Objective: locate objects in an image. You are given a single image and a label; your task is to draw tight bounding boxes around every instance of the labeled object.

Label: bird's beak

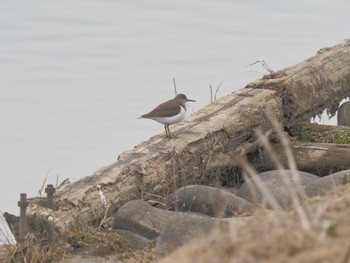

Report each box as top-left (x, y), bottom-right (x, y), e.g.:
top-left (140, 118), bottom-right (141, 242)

top-left (187, 99), bottom-right (195, 102)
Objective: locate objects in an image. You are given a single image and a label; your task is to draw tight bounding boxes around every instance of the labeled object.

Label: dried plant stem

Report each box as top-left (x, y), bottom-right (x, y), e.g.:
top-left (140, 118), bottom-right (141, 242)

top-left (214, 80), bottom-right (223, 101)
top-left (98, 203), bottom-right (110, 229)
top-left (239, 157), bottom-right (287, 222)
top-left (246, 60), bottom-right (276, 74)
top-left (259, 114), bottom-right (311, 231)
top-left (173, 78), bottom-right (177, 95)
top-left (210, 81), bottom-right (223, 102)
top-left (38, 169), bottom-right (50, 197)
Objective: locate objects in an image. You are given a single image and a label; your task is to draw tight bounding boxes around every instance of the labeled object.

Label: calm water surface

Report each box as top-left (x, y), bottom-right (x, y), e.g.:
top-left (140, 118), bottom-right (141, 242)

top-left (1, 0), bottom-right (350, 214)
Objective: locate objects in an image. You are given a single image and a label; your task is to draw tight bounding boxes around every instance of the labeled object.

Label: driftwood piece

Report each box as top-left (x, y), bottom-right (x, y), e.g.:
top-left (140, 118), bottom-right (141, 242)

top-left (252, 142), bottom-right (350, 176)
top-left (245, 39), bottom-right (350, 132)
top-left (27, 40), bottom-right (350, 233)
top-left (28, 88), bottom-right (282, 232)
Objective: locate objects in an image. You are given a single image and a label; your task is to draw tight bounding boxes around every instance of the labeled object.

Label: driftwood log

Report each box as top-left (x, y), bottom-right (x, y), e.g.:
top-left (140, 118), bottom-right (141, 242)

top-left (28, 39), bottom-right (350, 233)
top-left (245, 39), bottom-right (350, 132)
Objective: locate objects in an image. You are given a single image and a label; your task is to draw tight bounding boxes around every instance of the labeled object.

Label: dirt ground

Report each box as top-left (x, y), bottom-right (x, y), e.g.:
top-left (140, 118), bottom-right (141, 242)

top-left (157, 184), bottom-right (350, 263)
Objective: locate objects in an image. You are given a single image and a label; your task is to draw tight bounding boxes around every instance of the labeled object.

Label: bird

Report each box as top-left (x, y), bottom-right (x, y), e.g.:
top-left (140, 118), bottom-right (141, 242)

top-left (140, 93), bottom-right (195, 138)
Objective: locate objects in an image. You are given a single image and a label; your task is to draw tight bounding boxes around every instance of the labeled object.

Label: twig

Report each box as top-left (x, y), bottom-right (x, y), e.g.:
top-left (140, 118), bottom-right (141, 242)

top-left (98, 204), bottom-right (110, 229)
top-left (246, 60), bottom-right (276, 74)
top-left (55, 174), bottom-right (59, 189)
top-left (171, 150), bottom-right (179, 212)
top-left (97, 185), bottom-right (109, 229)
top-left (214, 80), bottom-right (223, 101)
top-left (38, 169), bottom-right (51, 197)
top-left (210, 81), bottom-right (223, 102)
top-left (142, 192), bottom-right (166, 200)
top-left (173, 78), bottom-right (177, 95)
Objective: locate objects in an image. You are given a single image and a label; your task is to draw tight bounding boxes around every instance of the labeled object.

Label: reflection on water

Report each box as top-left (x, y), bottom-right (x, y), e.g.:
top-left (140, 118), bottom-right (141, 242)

top-left (1, 0), bottom-right (349, 214)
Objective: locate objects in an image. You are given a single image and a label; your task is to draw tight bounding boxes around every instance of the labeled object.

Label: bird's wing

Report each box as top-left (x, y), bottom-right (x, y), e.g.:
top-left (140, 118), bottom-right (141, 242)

top-left (141, 99), bottom-right (181, 118)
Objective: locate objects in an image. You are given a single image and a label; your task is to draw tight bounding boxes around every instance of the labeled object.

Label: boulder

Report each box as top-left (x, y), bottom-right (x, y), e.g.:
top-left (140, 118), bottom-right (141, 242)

top-left (155, 216), bottom-right (222, 257)
top-left (163, 185), bottom-right (258, 217)
top-left (236, 170), bottom-right (319, 208)
top-left (305, 169), bottom-right (350, 197)
top-left (338, 101), bottom-right (350, 126)
top-left (112, 200), bottom-right (208, 240)
top-left (114, 229), bottom-right (150, 250)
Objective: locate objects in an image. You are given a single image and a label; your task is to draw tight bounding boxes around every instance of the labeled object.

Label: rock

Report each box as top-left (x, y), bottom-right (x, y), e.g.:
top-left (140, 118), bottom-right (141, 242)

top-left (338, 101), bottom-right (350, 126)
top-left (114, 229), bottom-right (150, 250)
top-left (236, 170), bottom-right (319, 208)
top-left (112, 200), bottom-right (208, 240)
top-left (305, 169), bottom-right (350, 197)
top-left (155, 216), bottom-right (221, 257)
top-left (155, 215), bottom-right (249, 257)
top-left (163, 185), bottom-right (258, 217)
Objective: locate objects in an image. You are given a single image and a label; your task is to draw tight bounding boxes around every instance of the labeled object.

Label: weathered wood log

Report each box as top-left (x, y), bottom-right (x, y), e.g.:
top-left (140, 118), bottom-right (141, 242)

top-left (27, 40), bottom-right (350, 234)
top-left (245, 39), bottom-right (350, 133)
top-left (28, 88), bottom-right (282, 232)
top-left (251, 142), bottom-right (350, 176)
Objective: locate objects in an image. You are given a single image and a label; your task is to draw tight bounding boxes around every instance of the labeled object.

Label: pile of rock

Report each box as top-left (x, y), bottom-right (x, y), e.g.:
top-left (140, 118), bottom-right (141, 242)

top-left (112, 169), bottom-right (350, 257)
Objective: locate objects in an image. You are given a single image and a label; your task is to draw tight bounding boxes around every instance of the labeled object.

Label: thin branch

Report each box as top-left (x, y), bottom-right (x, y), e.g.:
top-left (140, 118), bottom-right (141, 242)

top-left (38, 169), bottom-right (51, 197)
top-left (173, 78), bottom-right (177, 95)
top-left (214, 80), bottom-right (223, 101)
top-left (55, 174), bottom-right (59, 189)
top-left (246, 60), bottom-right (276, 74)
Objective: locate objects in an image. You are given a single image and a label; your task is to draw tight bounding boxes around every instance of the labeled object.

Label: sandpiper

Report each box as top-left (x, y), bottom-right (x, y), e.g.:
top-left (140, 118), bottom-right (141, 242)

top-left (140, 93), bottom-right (195, 138)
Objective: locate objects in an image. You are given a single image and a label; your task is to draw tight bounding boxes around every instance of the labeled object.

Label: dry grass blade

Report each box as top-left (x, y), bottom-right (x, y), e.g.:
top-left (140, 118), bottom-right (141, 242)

top-left (267, 115), bottom-right (311, 231)
top-left (238, 157), bottom-right (287, 223)
top-left (255, 128), bottom-right (311, 231)
top-left (37, 169), bottom-right (51, 197)
top-left (210, 81), bottom-right (223, 102)
top-left (173, 78), bottom-right (177, 95)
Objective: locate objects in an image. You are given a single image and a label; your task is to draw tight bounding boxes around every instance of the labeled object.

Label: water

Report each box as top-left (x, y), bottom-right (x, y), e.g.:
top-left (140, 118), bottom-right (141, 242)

top-left (1, 0), bottom-right (349, 214)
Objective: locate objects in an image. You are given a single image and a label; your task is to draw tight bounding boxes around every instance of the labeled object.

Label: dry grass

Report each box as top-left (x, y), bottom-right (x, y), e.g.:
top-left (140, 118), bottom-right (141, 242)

top-left (0, 216), bottom-right (138, 263)
top-left (158, 184), bottom-right (350, 263)
top-left (158, 116), bottom-right (350, 263)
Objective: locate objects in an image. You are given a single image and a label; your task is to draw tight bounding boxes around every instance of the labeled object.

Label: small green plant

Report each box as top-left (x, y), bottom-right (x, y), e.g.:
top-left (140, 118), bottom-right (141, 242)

top-left (335, 129), bottom-right (350, 144)
top-left (327, 223), bottom-right (338, 235)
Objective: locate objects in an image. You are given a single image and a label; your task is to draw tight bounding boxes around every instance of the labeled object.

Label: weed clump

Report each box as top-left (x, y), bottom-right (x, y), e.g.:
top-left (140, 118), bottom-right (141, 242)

top-left (335, 129), bottom-right (350, 144)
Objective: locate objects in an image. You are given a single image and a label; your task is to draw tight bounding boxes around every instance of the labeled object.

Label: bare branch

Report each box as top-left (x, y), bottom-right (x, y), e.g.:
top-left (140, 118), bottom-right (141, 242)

top-left (173, 78), bottom-right (177, 95)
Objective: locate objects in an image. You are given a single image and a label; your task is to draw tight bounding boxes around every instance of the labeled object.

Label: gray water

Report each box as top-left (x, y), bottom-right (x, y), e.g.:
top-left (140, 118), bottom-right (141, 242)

top-left (1, 0), bottom-right (349, 214)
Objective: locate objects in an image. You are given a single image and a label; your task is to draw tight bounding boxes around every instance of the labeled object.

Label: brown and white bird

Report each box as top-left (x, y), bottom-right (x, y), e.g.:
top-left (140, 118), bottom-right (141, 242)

top-left (140, 93), bottom-right (195, 138)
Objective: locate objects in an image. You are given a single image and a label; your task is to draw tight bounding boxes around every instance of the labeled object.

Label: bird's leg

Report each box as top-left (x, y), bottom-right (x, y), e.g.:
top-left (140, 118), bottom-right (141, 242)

top-left (167, 125), bottom-right (172, 138)
top-left (164, 124), bottom-right (171, 138)
top-left (164, 125), bottom-right (169, 138)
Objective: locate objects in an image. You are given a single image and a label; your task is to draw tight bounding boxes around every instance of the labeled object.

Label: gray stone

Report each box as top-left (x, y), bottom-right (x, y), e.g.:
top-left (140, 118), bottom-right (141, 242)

top-left (114, 229), bottom-right (150, 250)
top-left (155, 215), bottom-right (224, 257)
top-left (305, 169), bottom-right (350, 197)
top-left (163, 185), bottom-right (258, 217)
top-left (236, 170), bottom-right (319, 208)
top-left (112, 200), bottom-right (208, 240)
top-left (338, 101), bottom-right (350, 126)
